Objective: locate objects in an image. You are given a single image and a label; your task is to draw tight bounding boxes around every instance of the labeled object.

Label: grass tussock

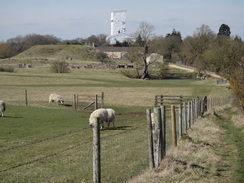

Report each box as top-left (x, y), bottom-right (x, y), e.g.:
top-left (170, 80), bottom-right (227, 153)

top-left (0, 65), bottom-right (15, 72)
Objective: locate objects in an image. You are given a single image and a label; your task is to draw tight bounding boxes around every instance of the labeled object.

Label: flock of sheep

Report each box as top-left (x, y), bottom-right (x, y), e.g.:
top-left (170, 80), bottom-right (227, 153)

top-left (1, 93), bottom-right (116, 130)
top-left (48, 93), bottom-right (116, 129)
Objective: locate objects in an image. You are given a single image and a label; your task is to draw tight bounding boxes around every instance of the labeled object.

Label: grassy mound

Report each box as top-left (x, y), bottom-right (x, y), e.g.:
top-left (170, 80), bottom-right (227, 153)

top-left (3, 45), bottom-right (98, 64)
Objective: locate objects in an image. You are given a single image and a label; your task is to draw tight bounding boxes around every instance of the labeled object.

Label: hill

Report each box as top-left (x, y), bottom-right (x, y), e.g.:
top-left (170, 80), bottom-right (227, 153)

top-left (4, 45), bottom-right (98, 64)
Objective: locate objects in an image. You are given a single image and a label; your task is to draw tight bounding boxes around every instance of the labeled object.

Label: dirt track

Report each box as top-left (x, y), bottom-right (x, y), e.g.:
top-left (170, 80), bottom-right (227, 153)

top-left (168, 63), bottom-right (223, 79)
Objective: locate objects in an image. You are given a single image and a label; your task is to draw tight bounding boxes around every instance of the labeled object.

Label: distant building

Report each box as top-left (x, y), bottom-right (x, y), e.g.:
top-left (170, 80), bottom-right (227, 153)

top-left (96, 47), bottom-right (142, 59)
top-left (106, 10), bottom-right (135, 45)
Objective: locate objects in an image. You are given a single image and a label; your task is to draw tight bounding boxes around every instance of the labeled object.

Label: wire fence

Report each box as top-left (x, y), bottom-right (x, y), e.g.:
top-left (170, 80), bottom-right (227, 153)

top-left (146, 94), bottom-right (233, 170)
top-left (0, 92), bottom-right (233, 183)
top-left (0, 112), bottom-right (146, 183)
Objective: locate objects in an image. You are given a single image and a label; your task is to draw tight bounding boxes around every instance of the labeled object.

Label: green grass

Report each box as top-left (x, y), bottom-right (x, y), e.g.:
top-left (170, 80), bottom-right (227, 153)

top-left (0, 48), bottom-right (232, 182)
top-left (0, 104), bottom-right (148, 182)
top-left (213, 108), bottom-right (244, 183)
top-left (4, 45), bottom-right (97, 64)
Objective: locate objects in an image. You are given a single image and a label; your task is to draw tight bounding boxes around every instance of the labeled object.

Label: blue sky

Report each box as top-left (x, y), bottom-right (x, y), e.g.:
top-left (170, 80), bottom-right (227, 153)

top-left (0, 0), bottom-right (243, 41)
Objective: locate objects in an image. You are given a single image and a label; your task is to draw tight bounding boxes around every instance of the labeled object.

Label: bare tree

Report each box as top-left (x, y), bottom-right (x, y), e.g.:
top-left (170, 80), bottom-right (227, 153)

top-left (134, 22), bottom-right (156, 79)
top-left (141, 51), bottom-right (163, 79)
top-left (135, 21), bottom-right (155, 44)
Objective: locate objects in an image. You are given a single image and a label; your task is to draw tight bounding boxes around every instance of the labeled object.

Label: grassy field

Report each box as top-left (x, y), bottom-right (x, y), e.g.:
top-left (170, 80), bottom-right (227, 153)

top-left (0, 45), bottom-right (232, 182)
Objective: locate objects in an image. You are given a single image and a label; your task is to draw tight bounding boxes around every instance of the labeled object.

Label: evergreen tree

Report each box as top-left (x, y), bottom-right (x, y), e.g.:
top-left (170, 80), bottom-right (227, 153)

top-left (135, 34), bottom-right (144, 46)
top-left (217, 24), bottom-right (231, 37)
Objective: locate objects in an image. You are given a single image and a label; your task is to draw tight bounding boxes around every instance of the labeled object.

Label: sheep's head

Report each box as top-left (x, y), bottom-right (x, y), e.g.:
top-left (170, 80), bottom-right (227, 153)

top-left (59, 99), bottom-right (64, 105)
top-left (89, 118), bottom-right (103, 129)
top-left (89, 118), bottom-right (96, 128)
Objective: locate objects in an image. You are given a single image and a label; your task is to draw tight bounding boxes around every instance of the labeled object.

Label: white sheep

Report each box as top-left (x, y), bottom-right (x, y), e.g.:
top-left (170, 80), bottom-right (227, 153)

top-left (105, 108), bottom-right (115, 128)
top-left (89, 108), bottom-right (116, 129)
top-left (0, 100), bottom-right (6, 117)
top-left (49, 93), bottom-right (64, 105)
top-left (89, 108), bottom-right (108, 129)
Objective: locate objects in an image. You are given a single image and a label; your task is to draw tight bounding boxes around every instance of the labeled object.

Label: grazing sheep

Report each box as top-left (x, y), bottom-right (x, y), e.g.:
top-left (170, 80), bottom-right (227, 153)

top-left (89, 108), bottom-right (108, 129)
top-left (104, 108), bottom-right (115, 128)
top-left (49, 93), bottom-right (64, 105)
top-left (0, 100), bottom-right (6, 117)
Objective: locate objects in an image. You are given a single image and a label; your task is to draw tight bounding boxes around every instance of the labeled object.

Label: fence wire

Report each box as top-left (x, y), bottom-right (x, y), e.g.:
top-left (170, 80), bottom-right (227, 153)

top-left (1, 113), bottom-right (147, 183)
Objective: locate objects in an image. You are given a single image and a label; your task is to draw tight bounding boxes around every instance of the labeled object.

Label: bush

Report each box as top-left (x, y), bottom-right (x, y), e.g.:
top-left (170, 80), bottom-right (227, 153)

top-left (0, 66), bottom-right (15, 72)
top-left (95, 52), bottom-right (110, 63)
top-left (51, 61), bottom-right (70, 73)
top-left (120, 69), bottom-right (141, 79)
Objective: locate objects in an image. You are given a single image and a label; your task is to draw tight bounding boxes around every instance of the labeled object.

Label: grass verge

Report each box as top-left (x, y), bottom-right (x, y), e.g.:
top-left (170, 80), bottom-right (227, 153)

top-left (128, 105), bottom-right (244, 183)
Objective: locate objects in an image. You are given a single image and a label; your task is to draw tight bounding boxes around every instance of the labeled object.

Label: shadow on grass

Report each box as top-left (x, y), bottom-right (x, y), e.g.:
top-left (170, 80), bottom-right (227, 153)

top-left (103, 126), bottom-right (132, 131)
top-left (2, 116), bottom-right (22, 118)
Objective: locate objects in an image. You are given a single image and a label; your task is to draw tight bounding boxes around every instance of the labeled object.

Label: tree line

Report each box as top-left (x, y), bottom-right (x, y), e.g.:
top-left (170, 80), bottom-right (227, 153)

top-left (0, 34), bottom-right (108, 59)
top-left (0, 23), bottom-right (243, 110)
top-left (133, 23), bottom-right (244, 110)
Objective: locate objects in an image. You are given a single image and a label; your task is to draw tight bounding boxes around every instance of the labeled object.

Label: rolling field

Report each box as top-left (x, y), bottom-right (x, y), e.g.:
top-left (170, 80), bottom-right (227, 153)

top-left (0, 49), bottom-right (231, 182)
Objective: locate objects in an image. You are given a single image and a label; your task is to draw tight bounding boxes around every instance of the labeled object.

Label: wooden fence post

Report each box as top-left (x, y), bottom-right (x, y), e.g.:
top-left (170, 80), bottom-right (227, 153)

top-left (95, 95), bottom-right (98, 110)
top-left (160, 106), bottom-right (166, 159)
top-left (25, 90), bottom-right (28, 106)
top-left (76, 94), bottom-right (79, 109)
top-left (154, 107), bottom-right (162, 168)
top-left (147, 109), bottom-right (155, 170)
top-left (101, 92), bottom-right (104, 108)
top-left (171, 105), bottom-right (177, 147)
top-left (183, 102), bottom-right (187, 133)
top-left (178, 103), bottom-right (182, 138)
top-left (93, 117), bottom-right (101, 183)
top-left (74, 94), bottom-right (77, 110)
top-left (187, 101), bottom-right (191, 129)
top-left (191, 100), bottom-right (194, 126)
top-left (193, 100), bottom-right (195, 125)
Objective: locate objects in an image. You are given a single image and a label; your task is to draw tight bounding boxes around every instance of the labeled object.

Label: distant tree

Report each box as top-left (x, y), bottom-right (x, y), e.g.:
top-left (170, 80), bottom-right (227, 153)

top-left (135, 21), bottom-right (155, 44)
top-left (63, 37), bottom-right (84, 45)
top-left (217, 24), bottom-right (231, 37)
top-left (134, 34), bottom-right (145, 47)
top-left (163, 29), bottom-right (182, 61)
top-left (85, 34), bottom-right (108, 47)
top-left (181, 24), bottom-right (216, 70)
top-left (96, 34), bottom-right (108, 46)
top-left (95, 51), bottom-right (110, 63)
top-left (0, 42), bottom-right (10, 58)
top-left (6, 34), bottom-right (61, 57)
top-left (6, 36), bottom-right (25, 56)
top-left (133, 22), bottom-right (156, 79)
top-left (51, 61), bottom-right (70, 73)
top-left (149, 36), bottom-right (165, 55)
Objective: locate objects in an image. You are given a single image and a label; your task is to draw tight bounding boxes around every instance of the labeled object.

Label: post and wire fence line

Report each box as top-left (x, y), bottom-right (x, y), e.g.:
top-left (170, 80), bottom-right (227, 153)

top-left (146, 94), bottom-right (232, 170)
top-left (1, 91), bottom-right (232, 182)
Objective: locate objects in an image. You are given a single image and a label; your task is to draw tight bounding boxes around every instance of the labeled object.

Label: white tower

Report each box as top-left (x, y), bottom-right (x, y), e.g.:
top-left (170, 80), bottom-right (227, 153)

top-left (111, 10), bottom-right (126, 36)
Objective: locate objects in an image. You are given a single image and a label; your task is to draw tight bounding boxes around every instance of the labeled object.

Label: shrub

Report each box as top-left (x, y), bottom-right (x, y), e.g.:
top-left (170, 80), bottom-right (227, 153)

top-left (95, 51), bottom-right (110, 63)
top-left (50, 61), bottom-right (70, 73)
top-left (120, 69), bottom-right (141, 79)
top-left (0, 66), bottom-right (15, 72)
